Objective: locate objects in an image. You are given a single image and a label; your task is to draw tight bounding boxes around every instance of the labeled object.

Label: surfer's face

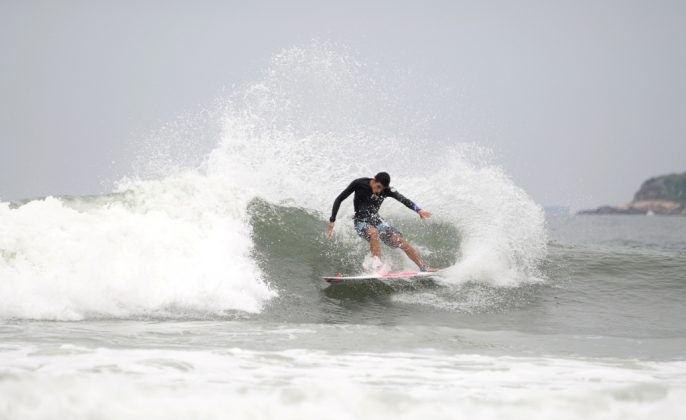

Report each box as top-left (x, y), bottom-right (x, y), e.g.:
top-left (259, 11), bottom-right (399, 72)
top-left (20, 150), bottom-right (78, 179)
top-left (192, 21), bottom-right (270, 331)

top-left (370, 180), bottom-right (385, 194)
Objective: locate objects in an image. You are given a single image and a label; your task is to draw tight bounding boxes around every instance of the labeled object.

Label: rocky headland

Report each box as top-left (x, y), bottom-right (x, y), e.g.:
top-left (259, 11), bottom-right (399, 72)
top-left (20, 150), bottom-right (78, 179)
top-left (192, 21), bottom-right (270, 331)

top-left (579, 172), bottom-right (686, 216)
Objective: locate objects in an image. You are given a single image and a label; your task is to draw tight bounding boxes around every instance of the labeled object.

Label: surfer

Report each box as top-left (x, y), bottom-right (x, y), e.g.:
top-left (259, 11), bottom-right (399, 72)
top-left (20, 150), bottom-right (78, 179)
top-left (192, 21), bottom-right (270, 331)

top-left (327, 172), bottom-right (435, 272)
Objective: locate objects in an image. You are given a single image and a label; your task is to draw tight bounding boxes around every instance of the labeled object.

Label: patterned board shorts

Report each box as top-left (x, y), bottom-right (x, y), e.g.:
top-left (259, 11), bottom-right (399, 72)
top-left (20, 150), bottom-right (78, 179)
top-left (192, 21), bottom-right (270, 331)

top-left (354, 220), bottom-right (404, 248)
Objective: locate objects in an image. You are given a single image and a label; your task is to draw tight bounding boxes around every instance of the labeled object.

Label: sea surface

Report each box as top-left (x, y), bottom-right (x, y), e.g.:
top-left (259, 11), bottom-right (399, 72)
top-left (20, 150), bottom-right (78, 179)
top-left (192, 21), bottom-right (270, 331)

top-left (1, 45), bottom-right (685, 419)
top-left (1, 212), bottom-right (684, 420)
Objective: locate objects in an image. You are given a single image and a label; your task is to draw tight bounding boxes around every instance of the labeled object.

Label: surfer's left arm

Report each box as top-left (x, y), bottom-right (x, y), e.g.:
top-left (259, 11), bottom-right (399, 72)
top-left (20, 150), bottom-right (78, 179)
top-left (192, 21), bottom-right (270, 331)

top-left (388, 188), bottom-right (432, 219)
top-left (328, 181), bottom-right (356, 239)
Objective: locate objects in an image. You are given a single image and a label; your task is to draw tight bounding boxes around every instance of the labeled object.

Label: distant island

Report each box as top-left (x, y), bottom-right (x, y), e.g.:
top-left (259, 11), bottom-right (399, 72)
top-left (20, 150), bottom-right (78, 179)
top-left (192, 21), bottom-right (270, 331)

top-left (579, 171), bottom-right (686, 216)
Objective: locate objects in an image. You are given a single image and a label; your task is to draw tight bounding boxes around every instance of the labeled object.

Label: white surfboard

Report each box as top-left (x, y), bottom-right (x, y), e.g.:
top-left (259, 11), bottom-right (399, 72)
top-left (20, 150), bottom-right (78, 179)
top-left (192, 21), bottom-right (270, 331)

top-left (323, 271), bottom-right (441, 284)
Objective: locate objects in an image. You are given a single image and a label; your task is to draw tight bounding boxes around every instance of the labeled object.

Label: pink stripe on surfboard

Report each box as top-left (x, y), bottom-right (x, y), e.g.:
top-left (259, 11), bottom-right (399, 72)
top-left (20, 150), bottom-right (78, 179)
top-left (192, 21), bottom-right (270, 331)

top-left (380, 271), bottom-right (421, 278)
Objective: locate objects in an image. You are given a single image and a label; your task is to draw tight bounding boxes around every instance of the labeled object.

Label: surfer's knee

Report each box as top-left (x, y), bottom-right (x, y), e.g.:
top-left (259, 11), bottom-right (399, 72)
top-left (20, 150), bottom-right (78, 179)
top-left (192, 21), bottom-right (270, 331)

top-left (367, 227), bottom-right (379, 239)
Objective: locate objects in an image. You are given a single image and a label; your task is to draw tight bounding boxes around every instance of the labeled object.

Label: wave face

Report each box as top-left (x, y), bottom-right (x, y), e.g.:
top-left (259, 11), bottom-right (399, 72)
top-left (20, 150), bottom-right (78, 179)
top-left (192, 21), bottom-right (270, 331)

top-left (0, 43), bottom-right (546, 320)
top-left (208, 43), bottom-right (547, 283)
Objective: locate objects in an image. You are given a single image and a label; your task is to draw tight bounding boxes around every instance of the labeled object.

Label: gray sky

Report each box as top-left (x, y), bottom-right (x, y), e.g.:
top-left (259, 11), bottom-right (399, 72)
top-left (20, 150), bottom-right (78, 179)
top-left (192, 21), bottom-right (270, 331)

top-left (1, 0), bottom-right (685, 208)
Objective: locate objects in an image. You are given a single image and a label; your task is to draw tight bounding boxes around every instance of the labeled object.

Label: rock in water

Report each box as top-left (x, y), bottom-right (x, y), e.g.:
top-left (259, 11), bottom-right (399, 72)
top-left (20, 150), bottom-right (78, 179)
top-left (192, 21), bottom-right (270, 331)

top-left (579, 172), bottom-right (686, 216)
top-left (633, 173), bottom-right (686, 205)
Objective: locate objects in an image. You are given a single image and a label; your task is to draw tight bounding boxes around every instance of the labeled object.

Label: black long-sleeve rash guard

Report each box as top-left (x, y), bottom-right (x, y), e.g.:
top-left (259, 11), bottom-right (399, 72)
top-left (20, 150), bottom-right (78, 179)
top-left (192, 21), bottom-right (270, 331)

top-left (329, 177), bottom-right (422, 224)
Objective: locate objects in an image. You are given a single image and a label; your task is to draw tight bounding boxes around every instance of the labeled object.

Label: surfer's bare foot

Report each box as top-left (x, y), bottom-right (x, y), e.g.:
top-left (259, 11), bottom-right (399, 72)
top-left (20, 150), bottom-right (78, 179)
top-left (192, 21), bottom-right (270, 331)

top-left (371, 256), bottom-right (384, 272)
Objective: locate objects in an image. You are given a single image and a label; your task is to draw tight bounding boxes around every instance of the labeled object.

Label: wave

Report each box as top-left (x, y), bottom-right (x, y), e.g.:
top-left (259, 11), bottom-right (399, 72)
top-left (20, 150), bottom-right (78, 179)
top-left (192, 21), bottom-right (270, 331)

top-left (0, 42), bottom-right (547, 320)
top-left (0, 174), bottom-right (275, 320)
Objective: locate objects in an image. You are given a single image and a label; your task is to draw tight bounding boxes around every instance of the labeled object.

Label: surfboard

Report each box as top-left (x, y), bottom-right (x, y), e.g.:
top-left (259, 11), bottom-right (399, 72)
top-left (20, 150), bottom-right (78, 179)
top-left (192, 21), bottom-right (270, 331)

top-left (323, 271), bottom-right (440, 284)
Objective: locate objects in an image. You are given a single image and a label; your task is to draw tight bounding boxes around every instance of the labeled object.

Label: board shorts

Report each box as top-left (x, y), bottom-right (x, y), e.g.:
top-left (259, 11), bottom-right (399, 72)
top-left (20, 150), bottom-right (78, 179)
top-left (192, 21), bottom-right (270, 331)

top-left (354, 219), bottom-right (404, 248)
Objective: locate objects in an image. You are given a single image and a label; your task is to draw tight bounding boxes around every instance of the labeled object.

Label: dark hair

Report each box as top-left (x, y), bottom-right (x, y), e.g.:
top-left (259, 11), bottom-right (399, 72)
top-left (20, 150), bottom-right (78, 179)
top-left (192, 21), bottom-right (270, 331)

top-left (375, 172), bottom-right (391, 188)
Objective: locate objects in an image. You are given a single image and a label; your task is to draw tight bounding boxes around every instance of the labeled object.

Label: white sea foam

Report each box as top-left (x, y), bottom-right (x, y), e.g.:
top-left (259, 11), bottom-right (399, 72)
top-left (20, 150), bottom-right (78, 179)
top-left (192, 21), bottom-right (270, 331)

top-left (0, 173), bottom-right (274, 320)
top-left (0, 345), bottom-right (684, 420)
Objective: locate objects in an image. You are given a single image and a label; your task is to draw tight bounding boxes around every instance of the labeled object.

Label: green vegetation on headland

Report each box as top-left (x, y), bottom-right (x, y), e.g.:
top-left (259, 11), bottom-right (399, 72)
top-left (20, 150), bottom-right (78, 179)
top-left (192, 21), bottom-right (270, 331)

top-left (579, 171), bottom-right (686, 216)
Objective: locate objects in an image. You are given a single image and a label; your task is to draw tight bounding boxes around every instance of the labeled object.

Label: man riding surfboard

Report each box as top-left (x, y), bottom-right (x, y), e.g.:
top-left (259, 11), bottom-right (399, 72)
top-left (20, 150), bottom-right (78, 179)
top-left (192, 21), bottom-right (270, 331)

top-left (327, 172), bottom-right (436, 272)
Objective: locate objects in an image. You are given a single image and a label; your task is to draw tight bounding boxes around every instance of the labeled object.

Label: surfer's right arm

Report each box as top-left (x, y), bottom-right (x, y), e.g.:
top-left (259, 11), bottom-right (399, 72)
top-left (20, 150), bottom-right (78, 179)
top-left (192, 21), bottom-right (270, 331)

top-left (328, 181), bottom-right (356, 239)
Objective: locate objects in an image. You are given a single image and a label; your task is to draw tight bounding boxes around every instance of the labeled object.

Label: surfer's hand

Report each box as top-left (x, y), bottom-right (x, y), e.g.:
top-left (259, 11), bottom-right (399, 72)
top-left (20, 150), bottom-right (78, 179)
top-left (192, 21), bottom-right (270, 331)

top-left (418, 210), bottom-right (432, 219)
top-left (327, 222), bottom-right (335, 239)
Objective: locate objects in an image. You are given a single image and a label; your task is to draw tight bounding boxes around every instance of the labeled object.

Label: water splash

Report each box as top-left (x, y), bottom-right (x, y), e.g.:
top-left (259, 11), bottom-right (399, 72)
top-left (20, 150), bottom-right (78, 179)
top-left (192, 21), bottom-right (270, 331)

top-left (0, 42), bottom-right (546, 320)
top-left (208, 42), bottom-right (547, 285)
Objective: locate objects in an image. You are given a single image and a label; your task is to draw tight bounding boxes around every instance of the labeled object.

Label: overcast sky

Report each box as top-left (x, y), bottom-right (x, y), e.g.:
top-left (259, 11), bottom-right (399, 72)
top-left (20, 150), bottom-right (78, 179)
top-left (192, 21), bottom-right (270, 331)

top-left (1, 0), bottom-right (684, 208)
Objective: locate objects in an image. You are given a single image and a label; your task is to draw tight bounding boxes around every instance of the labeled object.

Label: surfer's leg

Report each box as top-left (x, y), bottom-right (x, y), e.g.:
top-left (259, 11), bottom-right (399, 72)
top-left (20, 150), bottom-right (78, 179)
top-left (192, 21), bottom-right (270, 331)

top-left (367, 227), bottom-right (381, 258)
top-left (356, 221), bottom-right (381, 258)
top-left (377, 223), bottom-right (428, 270)
top-left (396, 237), bottom-right (427, 270)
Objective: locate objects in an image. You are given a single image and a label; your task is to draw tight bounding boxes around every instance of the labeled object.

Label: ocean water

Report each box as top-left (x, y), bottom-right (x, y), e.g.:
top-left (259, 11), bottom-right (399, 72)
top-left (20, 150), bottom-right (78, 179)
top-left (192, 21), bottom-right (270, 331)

top-left (1, 45), bottom-right (685, 419)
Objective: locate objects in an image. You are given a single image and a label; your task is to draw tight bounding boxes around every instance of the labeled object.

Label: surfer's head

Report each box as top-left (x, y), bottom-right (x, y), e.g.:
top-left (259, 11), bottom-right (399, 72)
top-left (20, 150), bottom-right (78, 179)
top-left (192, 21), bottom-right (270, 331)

top-left (371, 172), bottom-right (390, 193)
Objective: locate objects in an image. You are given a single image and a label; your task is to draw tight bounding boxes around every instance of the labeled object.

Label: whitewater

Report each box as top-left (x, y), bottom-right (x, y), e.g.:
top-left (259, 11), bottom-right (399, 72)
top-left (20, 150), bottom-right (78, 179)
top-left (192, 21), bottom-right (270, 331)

top-left (1, 44), bottom-right (685, 419)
